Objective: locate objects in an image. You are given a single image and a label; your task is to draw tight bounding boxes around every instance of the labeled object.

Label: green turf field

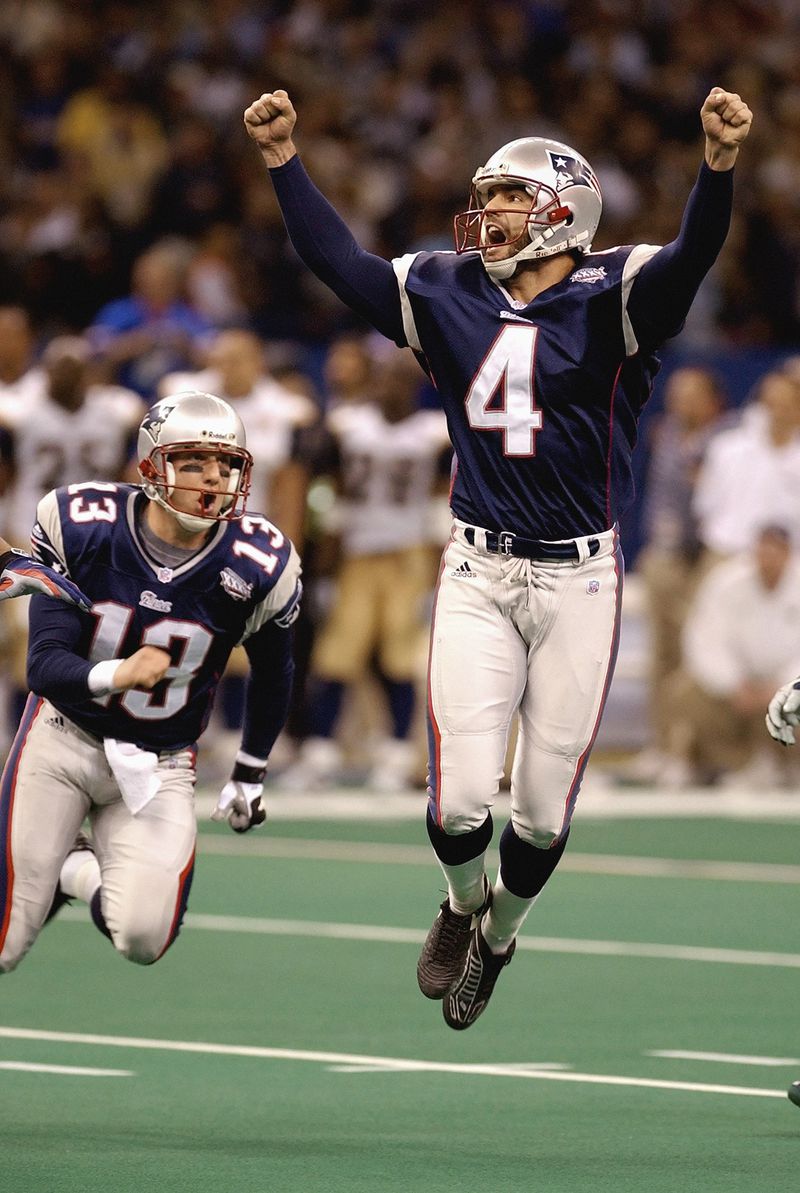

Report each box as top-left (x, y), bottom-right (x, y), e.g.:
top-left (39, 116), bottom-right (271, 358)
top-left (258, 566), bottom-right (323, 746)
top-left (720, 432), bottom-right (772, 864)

top-left (2, 799), bottom-right (799, 1193)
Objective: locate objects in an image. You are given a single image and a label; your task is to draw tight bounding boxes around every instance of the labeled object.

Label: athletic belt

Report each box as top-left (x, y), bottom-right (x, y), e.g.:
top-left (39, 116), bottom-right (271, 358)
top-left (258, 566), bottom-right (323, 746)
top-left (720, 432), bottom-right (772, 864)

top-left (464, 526), bottom-right (600, 562)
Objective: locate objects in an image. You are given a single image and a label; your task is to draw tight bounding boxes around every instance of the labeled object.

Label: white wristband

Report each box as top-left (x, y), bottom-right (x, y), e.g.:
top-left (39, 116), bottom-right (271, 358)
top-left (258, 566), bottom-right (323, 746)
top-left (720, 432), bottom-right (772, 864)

top-left (88, 659), bottom-right (124, 695)
top-left (235, 749), bottom-right (270, 769)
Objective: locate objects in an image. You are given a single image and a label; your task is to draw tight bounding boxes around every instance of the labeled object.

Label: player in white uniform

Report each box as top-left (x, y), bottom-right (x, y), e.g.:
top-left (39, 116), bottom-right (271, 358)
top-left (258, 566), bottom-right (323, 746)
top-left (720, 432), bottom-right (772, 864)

top-left (0, 392), bottom-right (301, 974)
top-left (160, 328), bottom-right (317, 542)
top-left (286, 348), bottom-right (450, 790)
top-left (0, 313), bottom-right (86, 606)
top-left (160, 328), bottom-right (317, 764)
top-left (0, 335), bottom-right (145, 739)
top-left (1, 335), bottom-right (145, 544)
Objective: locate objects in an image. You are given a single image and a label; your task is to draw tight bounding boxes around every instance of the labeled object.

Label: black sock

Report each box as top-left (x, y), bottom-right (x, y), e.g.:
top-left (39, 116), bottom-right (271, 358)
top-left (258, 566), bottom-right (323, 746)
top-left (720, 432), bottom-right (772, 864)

top-left (498, 821), bottom-right (570, 899)
top-left (426, 806), bottom-right (493, 865)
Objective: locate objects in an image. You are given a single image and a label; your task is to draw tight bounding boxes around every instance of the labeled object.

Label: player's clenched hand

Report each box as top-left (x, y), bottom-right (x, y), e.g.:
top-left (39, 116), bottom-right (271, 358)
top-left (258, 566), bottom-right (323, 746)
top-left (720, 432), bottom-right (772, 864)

top-left (243, 90), bottom-right (297, 163)
top-left (765, 678), bottom-right (800, 746)
top-left (0, 551), bottom-right (92, 611)
top-left (113, 646), bottom-right (172, 692)
top-left (211, 780), bottom-right (266, 833)
top-left (701, 89), bottom-right (752, 169)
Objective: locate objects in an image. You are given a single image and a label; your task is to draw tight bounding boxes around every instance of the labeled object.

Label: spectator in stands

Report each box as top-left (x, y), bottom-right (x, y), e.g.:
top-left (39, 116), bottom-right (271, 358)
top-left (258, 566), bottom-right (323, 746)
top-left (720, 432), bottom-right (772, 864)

top-left (87, 239), bottom-right (212, 400)
top-left (692, 368), bottom-right (800, 560)
top-left (660, 525), bottom-right (800, 788)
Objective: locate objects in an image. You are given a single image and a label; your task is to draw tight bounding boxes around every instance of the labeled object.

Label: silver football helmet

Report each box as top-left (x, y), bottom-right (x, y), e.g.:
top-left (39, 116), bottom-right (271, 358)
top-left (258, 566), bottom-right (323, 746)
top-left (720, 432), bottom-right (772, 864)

top-left (137, 391), bottom-right (253, 533)
top-left (454, 137), bottom-right (603, 280)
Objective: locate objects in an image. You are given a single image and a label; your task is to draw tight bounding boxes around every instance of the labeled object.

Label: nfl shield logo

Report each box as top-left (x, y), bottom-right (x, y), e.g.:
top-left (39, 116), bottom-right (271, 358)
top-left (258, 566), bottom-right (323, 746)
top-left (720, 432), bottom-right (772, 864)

top-left (586, 579), bottom-right (600, 595)
top-left (157, 567), bottom-right (173, 584)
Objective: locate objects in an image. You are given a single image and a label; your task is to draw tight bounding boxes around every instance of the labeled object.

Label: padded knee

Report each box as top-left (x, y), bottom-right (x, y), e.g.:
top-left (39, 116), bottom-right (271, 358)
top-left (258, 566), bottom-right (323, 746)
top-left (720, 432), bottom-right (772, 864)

top-left (113, 922), bottom-right (168, 966)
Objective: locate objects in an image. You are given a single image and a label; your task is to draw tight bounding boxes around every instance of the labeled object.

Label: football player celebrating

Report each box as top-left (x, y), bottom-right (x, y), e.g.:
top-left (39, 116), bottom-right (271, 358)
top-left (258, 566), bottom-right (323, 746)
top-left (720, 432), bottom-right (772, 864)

top-left (0, 391), bottom-right (301, 974)
top-left (244, 86), bottom-right (751, 1029)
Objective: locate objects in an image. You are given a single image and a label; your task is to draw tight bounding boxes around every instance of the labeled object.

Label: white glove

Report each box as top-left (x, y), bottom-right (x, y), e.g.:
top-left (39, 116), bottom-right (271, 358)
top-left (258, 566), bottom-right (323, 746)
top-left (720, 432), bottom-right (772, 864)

top-left (765, 678), bottom-right (800, 746)
top-left (211, 780), bottom-right (266, 832)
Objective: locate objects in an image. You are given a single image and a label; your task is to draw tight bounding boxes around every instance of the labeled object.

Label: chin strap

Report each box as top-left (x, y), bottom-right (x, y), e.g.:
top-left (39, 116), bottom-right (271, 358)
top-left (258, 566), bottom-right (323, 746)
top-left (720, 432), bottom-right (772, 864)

top-left (483, 224), bottom-right (591, 280)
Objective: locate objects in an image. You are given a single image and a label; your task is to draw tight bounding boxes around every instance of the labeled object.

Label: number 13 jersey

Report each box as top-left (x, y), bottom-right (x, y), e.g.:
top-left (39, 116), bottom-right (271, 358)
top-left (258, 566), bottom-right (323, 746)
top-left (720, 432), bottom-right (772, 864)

top-left (30, 482), bottom-right (302, 751)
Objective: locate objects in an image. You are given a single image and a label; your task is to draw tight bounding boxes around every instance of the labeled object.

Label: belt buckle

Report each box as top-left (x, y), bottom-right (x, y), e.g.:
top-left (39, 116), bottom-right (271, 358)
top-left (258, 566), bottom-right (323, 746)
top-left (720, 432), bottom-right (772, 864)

top-left (498, 532), bottom-right (514, 556)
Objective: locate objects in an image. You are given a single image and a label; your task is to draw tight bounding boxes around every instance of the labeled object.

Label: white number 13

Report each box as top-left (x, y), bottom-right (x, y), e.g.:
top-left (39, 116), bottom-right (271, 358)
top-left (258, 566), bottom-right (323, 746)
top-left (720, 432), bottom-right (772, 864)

top-left (465, 324), bottom-right (542, 456)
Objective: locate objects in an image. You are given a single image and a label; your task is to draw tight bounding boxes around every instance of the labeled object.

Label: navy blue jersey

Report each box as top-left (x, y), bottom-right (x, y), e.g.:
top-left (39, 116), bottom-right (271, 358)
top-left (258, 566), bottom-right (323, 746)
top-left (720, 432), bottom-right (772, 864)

top-left (393, 245), bottom-right (659, 538)
top-left (30, 482), bottom-right (302, 751)
top-left (269, 155), bottom-right (734, 542)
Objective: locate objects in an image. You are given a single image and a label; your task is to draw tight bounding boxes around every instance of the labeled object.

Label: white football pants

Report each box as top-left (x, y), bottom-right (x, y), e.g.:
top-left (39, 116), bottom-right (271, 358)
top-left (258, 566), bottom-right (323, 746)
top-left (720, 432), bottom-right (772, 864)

top-left (0, 697), bottom-right (197, 972)
top-left (427, 521), bottom-right (622, 848)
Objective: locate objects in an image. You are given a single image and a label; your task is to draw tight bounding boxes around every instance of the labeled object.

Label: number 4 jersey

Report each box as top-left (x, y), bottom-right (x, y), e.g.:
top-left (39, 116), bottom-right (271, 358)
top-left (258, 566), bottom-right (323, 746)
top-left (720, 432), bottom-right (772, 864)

top-left (392, 245), bottom-right (660, 540)
top-left (30, 482), bottom-right (302, 751)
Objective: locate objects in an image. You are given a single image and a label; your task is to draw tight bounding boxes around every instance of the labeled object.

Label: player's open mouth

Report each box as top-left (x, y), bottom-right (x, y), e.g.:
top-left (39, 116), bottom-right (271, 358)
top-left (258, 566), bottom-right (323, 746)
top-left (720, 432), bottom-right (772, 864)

top-left (484, 224), bottom-right (506, 246)
top-left (200, 492), bottom-right (217, 513)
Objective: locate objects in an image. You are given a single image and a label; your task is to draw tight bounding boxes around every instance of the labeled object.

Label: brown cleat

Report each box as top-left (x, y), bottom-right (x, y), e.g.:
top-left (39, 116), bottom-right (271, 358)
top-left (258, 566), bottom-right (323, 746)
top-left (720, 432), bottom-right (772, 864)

top-left (416, 877), bottom-right (491, 1000)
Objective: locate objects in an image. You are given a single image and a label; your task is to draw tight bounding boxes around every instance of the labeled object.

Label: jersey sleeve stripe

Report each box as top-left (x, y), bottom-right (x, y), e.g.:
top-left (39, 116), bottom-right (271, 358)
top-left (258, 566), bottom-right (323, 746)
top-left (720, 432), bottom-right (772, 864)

top-left (391, 253), bottom-right (423, 352)
top-left (32, 490), bottom-right (67, 569)
top-left (620, 244), bottom-right (661, 356)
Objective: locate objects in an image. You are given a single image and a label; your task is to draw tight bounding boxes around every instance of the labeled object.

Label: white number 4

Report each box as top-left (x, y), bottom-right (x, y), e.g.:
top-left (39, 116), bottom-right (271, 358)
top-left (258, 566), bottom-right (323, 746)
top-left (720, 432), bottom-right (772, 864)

top-left (465, 324), bottom-right (542, 456)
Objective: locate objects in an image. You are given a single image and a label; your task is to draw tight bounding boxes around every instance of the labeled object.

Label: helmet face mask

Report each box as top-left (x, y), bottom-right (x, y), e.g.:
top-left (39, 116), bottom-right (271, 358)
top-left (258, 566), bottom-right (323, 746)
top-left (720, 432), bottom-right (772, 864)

top-left (454, 137), bottom-right (603, 280)
top-left (137, 392), bottom-right (253, 534)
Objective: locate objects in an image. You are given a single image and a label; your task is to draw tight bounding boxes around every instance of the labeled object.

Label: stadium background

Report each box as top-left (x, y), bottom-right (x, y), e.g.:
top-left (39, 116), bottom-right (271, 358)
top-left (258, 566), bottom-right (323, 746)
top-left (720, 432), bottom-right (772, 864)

top-left (1, 3), bottom-right (800, 1190)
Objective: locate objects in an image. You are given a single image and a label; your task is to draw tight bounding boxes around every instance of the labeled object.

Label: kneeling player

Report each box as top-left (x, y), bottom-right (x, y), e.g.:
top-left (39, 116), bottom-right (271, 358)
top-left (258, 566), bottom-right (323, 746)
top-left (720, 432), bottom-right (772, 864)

top-left (0, 391), bottom-right (301, 971)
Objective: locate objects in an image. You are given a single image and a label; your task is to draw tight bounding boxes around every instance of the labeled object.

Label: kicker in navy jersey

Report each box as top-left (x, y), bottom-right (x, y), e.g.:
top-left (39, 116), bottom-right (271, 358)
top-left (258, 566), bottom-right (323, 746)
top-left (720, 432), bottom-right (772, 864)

top-left (245, 85), bottom-right (752, 1029)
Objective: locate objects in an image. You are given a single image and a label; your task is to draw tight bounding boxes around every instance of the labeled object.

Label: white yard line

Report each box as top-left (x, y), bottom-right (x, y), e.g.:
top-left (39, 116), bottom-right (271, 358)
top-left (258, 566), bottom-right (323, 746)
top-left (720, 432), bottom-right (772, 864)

top-left (649, 1050), bottom-right (800, 1067)
top-left (195, 833), bottom-right (800, 885)
top-left (56, 907), bottom-right (800, 968)
top-left (0, 1060), bottom-right (132, 1076)
top-left (0, 1027), bottom-right (784, 1099)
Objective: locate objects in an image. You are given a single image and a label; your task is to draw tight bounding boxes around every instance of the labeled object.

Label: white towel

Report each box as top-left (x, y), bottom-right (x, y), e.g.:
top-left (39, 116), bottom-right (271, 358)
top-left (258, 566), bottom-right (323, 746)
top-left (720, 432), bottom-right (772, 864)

top-left (103, 738), bottom-right (161, 815)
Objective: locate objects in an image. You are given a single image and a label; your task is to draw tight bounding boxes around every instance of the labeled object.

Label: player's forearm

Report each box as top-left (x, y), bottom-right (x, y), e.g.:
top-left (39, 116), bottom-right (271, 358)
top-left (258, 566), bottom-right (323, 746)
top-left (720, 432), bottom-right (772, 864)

top-left (239, 657), bottom-right (295, 761)
top-left (26, 598), bottom-right (95, 702)
top-left (267, 155), bottom-right (405, 342)
top-left (237, 621), bottom-right (296, 761)
top-left (627, 162), bottom-right (734, 342)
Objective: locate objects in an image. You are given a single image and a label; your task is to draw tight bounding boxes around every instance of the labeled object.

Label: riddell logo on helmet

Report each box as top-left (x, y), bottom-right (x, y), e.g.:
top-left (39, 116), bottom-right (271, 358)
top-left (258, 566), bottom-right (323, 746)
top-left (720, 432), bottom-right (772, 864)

top-left (200, 429), bottom-right (237, 440)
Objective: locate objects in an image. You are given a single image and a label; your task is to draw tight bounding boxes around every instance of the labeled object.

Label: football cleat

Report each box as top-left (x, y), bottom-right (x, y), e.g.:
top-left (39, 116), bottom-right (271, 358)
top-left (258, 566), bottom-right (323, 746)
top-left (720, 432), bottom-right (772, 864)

top-left (442, 919), bottom-right (516, 1030)
top-left (44, 832), bottom-right (95, 924)
top-left (416, 876), bottom-right (491, 1000)
top-left (789, 1081), bottom-right (800, 1108)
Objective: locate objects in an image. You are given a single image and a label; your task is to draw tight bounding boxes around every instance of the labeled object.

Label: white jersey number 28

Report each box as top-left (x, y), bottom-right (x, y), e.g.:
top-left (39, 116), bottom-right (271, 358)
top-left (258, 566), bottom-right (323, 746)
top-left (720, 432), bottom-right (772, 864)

top-left (465, 324), bottom-right (542, 456)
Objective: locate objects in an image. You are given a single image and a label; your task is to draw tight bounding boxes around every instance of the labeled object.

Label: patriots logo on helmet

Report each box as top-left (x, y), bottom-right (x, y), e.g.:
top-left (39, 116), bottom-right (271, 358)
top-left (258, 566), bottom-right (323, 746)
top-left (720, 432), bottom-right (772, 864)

top-left (548, 151), bottom-right (602, 197)
top-left (140, 403), bottom-right (176, 443)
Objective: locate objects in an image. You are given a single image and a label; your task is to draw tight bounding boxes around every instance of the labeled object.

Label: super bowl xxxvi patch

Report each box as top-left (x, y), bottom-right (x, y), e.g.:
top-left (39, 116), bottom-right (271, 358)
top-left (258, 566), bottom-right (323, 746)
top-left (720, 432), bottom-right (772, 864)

top-left (219, 567), bottom-right (253, 601)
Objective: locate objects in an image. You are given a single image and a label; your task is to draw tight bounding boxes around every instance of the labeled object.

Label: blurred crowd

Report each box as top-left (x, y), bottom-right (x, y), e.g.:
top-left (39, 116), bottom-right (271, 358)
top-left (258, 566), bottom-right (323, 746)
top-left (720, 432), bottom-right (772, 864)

top-left (1, 0), bottom-right (800, 351)
top-left (0, 0), bottom-right (800, 790)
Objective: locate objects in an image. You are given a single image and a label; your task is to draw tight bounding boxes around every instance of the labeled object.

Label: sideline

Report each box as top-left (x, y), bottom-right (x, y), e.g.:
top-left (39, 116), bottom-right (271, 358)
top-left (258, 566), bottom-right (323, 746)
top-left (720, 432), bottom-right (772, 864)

top-left (195, 785), bottom-right (800, 823)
